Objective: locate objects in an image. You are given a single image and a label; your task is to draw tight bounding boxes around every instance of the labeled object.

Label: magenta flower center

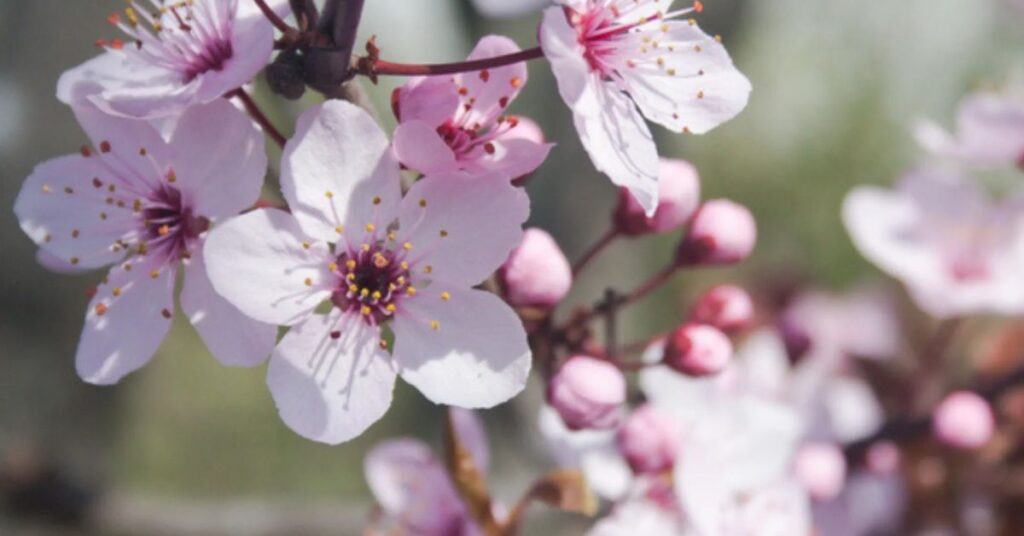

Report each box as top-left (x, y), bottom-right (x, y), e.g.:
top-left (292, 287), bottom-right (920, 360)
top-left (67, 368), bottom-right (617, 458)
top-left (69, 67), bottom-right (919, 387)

top-left (142, 184), bottom-right (209, 261)
top-left (102, 0), bottom-right (236, 83)
top-left (330, 244), bottom-right (415, 325)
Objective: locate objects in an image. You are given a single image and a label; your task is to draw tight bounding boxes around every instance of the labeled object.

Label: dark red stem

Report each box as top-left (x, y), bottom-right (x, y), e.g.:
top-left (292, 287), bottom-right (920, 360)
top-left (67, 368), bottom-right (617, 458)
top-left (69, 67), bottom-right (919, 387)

top-left (254, 0), bottom-right (293, 34)
top-left (230, 88), bottom-right (287, 148)
top-left (363, 47), bottom-right (545, 77)
top-left (572, 228), bottom-right (619, 278)
top-left (622, 264), bottom-right (678, 308)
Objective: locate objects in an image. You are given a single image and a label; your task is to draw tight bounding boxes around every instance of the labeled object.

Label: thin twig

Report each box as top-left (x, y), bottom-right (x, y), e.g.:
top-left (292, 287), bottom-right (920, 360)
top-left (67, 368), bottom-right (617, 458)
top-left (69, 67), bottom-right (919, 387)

top-left (230, 88), bottom-right (287, 148)
top-left (253, 0), bottom-right (293, 34)
top-left (357, 47), bottom-right (545, 78)
top-left (572, 228), bottom-right (619, 278)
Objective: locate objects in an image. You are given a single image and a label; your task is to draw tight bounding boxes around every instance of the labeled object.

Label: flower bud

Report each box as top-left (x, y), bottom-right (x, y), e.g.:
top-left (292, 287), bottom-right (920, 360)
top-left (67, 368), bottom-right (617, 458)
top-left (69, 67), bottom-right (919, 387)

top-left (547, 355), bottom-right (626, 431)
top-left (614, 159), bottom-right (701, 236)
top-left (932, 391), bottom-right (995, 450)
top-left (689, 285), bottom-right (754, 334)
top-left (500, 228), bottom-right (572, 308)
top-left (793, 442), bottom-right (847, 501)
top-left (662, 323), bottom-right (733, 377)
top-left (676, 199), bottom-right (756, 266)
top-left (616, 404), bottom-right (683, 474)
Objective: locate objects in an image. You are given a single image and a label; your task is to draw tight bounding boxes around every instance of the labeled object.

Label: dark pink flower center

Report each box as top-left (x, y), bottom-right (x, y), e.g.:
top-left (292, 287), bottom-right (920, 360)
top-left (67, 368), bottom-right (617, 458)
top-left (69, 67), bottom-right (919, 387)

top-left (142, 183), bottom-right (209, 261)
top-left (330, 244), bottom-right (414, 325)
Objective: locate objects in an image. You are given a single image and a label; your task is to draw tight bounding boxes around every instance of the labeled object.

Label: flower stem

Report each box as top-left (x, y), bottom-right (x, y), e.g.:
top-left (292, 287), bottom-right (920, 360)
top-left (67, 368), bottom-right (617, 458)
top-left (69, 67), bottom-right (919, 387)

top-left (230, 88), bottom-right (287, 148)
top-left (358, 46), bottom-right (545, 78)
top-left (622, 264), bottom-right (678, 308)
top-left (253, 0), bottom-right (293, 34)
top-left (572, 228), bottom-right (619, 278)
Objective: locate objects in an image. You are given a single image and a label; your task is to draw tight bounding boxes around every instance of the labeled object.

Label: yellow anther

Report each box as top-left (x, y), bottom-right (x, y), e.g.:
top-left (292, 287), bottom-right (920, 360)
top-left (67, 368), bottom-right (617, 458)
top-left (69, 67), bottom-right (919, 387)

top-left (112, 287), bottom-right (122, 297)
top-left (150, 269), bottom-right (160, 279)
top-left (361, 306), bottom-right (372, 316)
top-left (42, 184), bottom-right (52, 193)
top-left (347, 273), bottom-right (356, 281)
top-left (441, 291), bottom-right (450, 301)
top-left (660, 23), bottom-right (669, 32)
top-left (419, 199), bottom-right (427, 208)
top-left (349, 284), bottom-right (359, 293)
top-left (423, 265), bottom-right (433, 274)
top-left (304, 278), bottom-right (313, 287)
top-left (167, 171), bottom-right (176, 183)
top-left (439, 230), bottom-right (449, 238)
top-left (335, 225), bottom-right (344, 234)
top-left (365, 223), bottom-right (376, 233)
top-left (346, 259), bottom-right (357, 269)
top-left (372, 196), bottom-right (382, 205)
top-left (430, 320), bottom-right (440, 331)
top-left (361, 244), bottom-right (371, 252)
top-left (385, 304), bottom-right (396, 313)
top-left (406, 287), bottom-right (417, 297)
top-left (70, 257), bottom-right (79, 265)
top-left (325, 191), bottom-right (334, 199)
top-left (403, 242), bottom-right (412, 251)
top-left (400, 261), bottom-right (409, 270)
top-left (374, 255), bottom-right (389, 268)
top-left (387, 231), bottom-right (397, 241)
top-left (302, 241), bottom-right (311, 250)
top-left (360, 288), bottom-right (369, 297)
top-left (328, 262), bottom-right (338, 272)
top-left (371, 291), bottom-right (382, 300)
top-left (667, 68), bottom-right (676, 76)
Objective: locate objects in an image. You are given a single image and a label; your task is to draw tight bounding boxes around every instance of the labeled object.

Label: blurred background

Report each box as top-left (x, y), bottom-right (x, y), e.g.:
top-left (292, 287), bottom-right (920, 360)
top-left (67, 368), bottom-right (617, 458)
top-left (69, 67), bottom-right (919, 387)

top-left (0, 0), bottom-right (1021, 534)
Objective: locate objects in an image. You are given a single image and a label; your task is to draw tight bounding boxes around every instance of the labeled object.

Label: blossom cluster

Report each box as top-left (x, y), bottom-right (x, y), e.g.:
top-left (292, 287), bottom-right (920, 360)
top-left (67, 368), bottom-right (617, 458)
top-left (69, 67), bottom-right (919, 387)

top-left (15, 0), bottom-right (1024, 534)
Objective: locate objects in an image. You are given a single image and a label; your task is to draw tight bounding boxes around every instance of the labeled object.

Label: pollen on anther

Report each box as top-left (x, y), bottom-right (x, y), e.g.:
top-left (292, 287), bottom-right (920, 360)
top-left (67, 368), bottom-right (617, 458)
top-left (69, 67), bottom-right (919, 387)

top-left (112, 287), bottom-right (122, 297)
top-left (365, 223), bottom-right (376, 233)
top-left (372, 196), bottom-right (382, 205)
top-left (697, 91), bottom-right (705, 99)
top-left (335, 225), bottom-right (344, 234)
top-left (419, 199), bottom-right (427, 208)
top-left (325, 191), bottom-right (334, 199)
top-left (441, 291), bottom-right (450, 301)
top-left (403, 242), bottom-right (412, 251)
top-left (42, 184), bottom-right (52, 193)
top-left (406, 287), bottom-right (417, 297)
top-left (304, 278), bottom-right (313, 287)
top-left (150, 269), bottom-right (160, 279)
top-left (328, 262), bottom-right (339, 272)
top-left (302, 241), bottom-right (311, 250)
top-left (439, 230), bottom-right (449, 238)
top-left (423, 265), bottom-right (433, 274)
top-left (510, 76), bottom-right (522, 88)
top-left (158, 224), bottom-right (170, 236)
top-left (385, 304), bottom-right (396, 313)
top-left (138, 147), bottom-right (148, 156)
top-left (361, 244), bottom-right (371, 252)
top-left (167, 171), bottom-right (177, 183)
top-left (379, 339), bottom-right (389, 349)
top-left (346, 259), bottom-right (357, 269)
top-left (361, 306), bottom-right (372, 316)
top-left (161, 308), bottom-right (172, 319)
top-left (430, 320), bottom-right (440, 331)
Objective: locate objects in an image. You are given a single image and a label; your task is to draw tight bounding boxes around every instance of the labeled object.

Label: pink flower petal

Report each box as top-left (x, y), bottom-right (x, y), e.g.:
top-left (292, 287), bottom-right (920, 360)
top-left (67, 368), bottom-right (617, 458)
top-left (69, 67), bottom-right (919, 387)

top-left (281, 101), bottom-right (402, 242)
top-left (392, 287), bottom-right (530, 408)
top-left (168, 100), bottom-right (267, 220)
top-left (392, 120), bottom-right (459, 174)
top-left (267, 310), bottom-right (397, 445)
top-left (397, 171), bottom-right (529, 287)
top-left (180, 250), bottom-right (276, 367)
top-left (396, 76), bottom-right (460, 126)
top-left (203, 208), bottom-right (334, 326)
top-left (76, 259), bottom-right (176, 385)
top-left (15, 154), bottom-right (139, 270)
top-left (461, 135), bottom-right (554, 180)
top-left (619, 21), bottom-right (751, 135)
top-left (364, 439), bottom-right (467, 532)
top-left (453, 35), bottom-right (528, 127)
top-left (57, 52), bottom-right (200, 119)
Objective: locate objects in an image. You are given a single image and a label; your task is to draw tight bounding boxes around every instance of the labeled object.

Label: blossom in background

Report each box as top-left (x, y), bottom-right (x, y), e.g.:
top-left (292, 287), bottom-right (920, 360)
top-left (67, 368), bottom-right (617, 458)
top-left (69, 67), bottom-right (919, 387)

top-left (14, 101), bottom-right (274, 384)
top-left (392, 36), bottom-right (552, 180)
top-left (915, 90), bottom-right (1024, 169)
top-left (364, 408), bottom-right (488, 535)
top-left (58, 0), bottom-right (289, 119)
top-left (204, 101), bottom-right (532, 444)
top-left (540, 0), bottom-right (751, 214)
top-left (613, 158), bottom-right (701, 236)
top-left (499, 228), bottom-right (573, 309)
top-left (843, 166), bottom-right (1024, 318)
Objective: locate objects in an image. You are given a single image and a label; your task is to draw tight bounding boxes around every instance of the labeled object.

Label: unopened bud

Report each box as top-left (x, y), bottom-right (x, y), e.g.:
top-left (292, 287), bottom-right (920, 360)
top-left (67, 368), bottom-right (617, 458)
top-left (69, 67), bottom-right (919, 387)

top-left (793, 442), bottom-right (847, 501)
top-left (932, 391), bottom-right (995, 450)
top-left (676, 199), bottom-right (756, 266)
top-left (265, 50), bottom-right (306, 100)
top-left (614, 159), bottom-right (700, 236)
top-left (616, 404), bottom-right (683, 474)
top-left (547, 355), bottom-right (626, 431)
top-left (663, 323), bottom-right (733, 377)
top-left (689, 284), bottom-right (754, 334)
top-left (500, 228), bottom-right (572, 308)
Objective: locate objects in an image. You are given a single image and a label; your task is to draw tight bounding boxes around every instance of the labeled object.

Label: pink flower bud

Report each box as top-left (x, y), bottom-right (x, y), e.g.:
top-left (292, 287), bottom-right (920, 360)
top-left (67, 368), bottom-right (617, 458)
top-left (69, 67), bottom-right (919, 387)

top-left (547, 355), bottom-right (626, 431)
top-left (614, 159), bottom-right (701, 236)
top-left (662, 323), bottom-right (733, 377)
top-left (932, 391), bottom-right (995, 450)
top-left (865, 441), bottom-right (901, 475)
top-left (616, 404), bottom-right (683, 474)
top-left (793, 442), bottom-right (847, 501)
top-left (676, 199), bottom-right (756, 266)
top-left (500, 228), bottom-right (572, 308)
top-left (689, 285), bottom-right (754, 334)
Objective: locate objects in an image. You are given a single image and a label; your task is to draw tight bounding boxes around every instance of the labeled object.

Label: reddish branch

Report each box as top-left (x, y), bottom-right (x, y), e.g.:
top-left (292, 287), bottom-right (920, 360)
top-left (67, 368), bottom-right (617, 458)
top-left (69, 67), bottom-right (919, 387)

top-left (229, 88), bottom-right (287, 148)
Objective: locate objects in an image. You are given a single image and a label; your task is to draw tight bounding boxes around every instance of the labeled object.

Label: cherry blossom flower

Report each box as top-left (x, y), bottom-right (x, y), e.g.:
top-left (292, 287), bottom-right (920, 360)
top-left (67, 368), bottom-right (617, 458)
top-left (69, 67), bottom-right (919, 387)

top-left (915, 90), bottom-right (1024, 169)
top-left (204, 100), bottom-right (532, 444)
top-left (843, 166), bottom-right (1024, 318)
top-left (58, 0), bottom-right (289, 119)
top-left (540, 0), bottom-right (751, 214)
top-left (392, 36), bottom-right (553, 180)
top-left (780, 285), bottom-right (900, 365)
top-left (364, 408), bottom-right (488, 536)
top-left (14, 100), bottom-right (274, 384)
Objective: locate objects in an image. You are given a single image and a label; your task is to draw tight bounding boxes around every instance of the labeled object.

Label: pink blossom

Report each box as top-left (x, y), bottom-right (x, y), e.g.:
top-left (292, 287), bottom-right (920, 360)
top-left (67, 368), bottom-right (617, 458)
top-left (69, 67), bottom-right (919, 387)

top-left (932, 390), bottom-right (995, 450)
top-left (392, 36), bottom-right (553, 180)
top-left (365, 409), bottom-right (487, 535)
top-left (500, 228), bottom-right (572, 308)
top-left (616, 404), bottom-right (684, 474)
top-left (781, 286), bottom-right (900, 364)
top-left (203, 101), bottom-right (532, 444)
top-left (539, 0), bottom-right (751, 214)
top-left (548, 355), bottom-right (626, 430)
top-left (57, 0), bottom-right (289, 119)
top-left (689, 284), bottom-right (754, 335)
top-left (843, 166), bottom-right (1024, 318)
top-left (793, 442), bottom-right (847, 501)
top-left (662, 322), bottom-right (733, 377)
top-left (676, 199), bottom-right (757, 266)
top-left (14, 101), bottom-right (275, 384)
top-left (915, 90), bottom-right (1024, 169)
top-left (613, 158), bottom-right (701, 236)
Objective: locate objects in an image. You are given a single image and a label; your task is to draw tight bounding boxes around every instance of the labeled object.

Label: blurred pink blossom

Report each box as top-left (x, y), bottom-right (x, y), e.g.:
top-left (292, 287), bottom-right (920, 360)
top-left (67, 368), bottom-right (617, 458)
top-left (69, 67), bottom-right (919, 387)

top-left (689, 284), bottom-right (754, 335)
top-left (676, 199), bottom-right (757, 266)
top-left (14, 101), bottom-right (274, 384)
top-left (392, 36), bottom-right (552, 180)
top-left (614, 159), bottom-right (701, 236)
top-left (548, 355), bottom-right (627, 431)
top-left (933, 390), bottom-right (996, 450)
top-left (500, 228), bottom-right (572, 308)
top-left (915, 90), bottom-right (1024, 169)
top-left (203, 101), bottom-right (532, 444)
top-left (793, 442), bottom-right (848, 501)
top-left (539, 0), bottom-right (750, 214)
top-left (844, 166), bottom-right (1024, 318)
